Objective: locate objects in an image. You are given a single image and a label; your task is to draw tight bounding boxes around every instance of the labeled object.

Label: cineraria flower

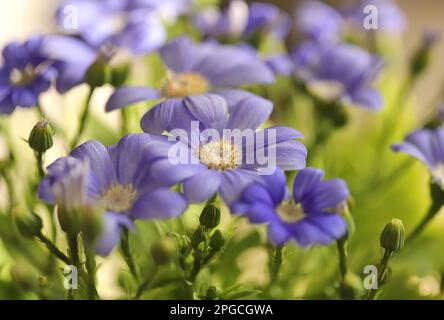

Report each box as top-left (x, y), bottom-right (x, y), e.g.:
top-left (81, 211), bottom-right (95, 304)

top-left (392, 128), bottom-right (444, 188)
top-left (39, 134), bottom-right (192, 256)
top-left (56, 0), bottom-right (173, 54)
top-left (160, 94), bottom-right (306, 204)
top-left (0, 36), bottom-right (56, 114)
top-left (231, 168), bottom-right (349, 246)
top-left (294, 0), bottom-right (344, 43)
top-left (38, 35), bottom-right (97, 93)
top-left (195, 1), bottom-right (291, 41)
top-left (345, 0), bottom-right (407, 35)
top-left (106, 36), bottom-right (275, 134)
top-left (291, 41), bottom-right (383, 110)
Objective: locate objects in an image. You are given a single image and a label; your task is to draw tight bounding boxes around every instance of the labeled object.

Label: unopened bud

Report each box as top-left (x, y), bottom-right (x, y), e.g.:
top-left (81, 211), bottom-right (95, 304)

top-left (191, 228), bottom-right (206, 249)
top-left (85, 58), bottom-right (109, 88)
top-left (209, 230), bottom-right (225, 251)
top-left (151, 237), bottom-right (176, 265)
top-left (205, 286), bottom-right (221, 300)
top-left (380, 218), bottom-right (405, 252)
top-left (199, 204), bottom-right (221, 229)
top-left (13, 208), bottom-right (43, 238)
top-left (28, 119), bottom-right (54, 153)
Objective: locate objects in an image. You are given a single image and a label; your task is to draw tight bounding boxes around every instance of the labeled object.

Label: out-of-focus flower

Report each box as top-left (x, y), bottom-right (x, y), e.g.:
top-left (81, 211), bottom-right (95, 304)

top-left (106, 36), bottom-right (275, 134)
top-left (231, 168), bottom-right (349, 246)
top-left (291, 41), bottom-right (383, 110)
top-left (161, 95), bottom-right (306, 204)
top-left (345, 0), bottom-right (407, 35)
top-left (0, 36), bottom-right (56, 114)
top-left (39, 134), bottom-right (189, 256)
top-left (392, 128), bottom-right (444, 188)
top-left (294, 0), bottom-right (344, 43)
top-left (38, 35), bottom-right (97, 93)
top-left (195, 1), bottom-right (290, 41)
top-left (56, 0), bottom-right (180, 54)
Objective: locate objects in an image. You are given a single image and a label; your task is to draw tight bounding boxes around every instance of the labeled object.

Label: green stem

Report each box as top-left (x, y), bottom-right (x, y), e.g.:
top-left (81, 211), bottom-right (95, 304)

top-left (84, 245), bottom-right (99, 300)
top-left (268, 245), bottom-right (284, 286)
top-left (121, 228), bottom-right (139, 280)
top-left (407, 202), bottom-right (442, 243)
top-left (67, 234), bottom-right (81, 270)
top-left (35, 151), bottom-right (45, 179)
top-left (36, 232), bottom-right (70, 265)
top-left (70, 87), bottom-right (95, 149)
top-left (337, 239), bottom-right (348, 280)
top-left (368, 250), bottom-right (393, 300)
top-left (133, 267), bottom-right (158, 300)
top-left (120, 108), bottom-right (130, 136)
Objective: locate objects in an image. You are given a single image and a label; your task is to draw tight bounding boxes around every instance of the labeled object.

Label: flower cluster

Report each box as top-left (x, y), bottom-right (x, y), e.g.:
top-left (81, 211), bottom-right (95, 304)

top-left (2, 0), bottom-right (440, 301)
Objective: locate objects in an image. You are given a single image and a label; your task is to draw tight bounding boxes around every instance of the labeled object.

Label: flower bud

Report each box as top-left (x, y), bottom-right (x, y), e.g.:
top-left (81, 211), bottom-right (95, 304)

top-left (338, 273), bottom-right (364, 300)
top-left (209, 230), bottom-right (225, 251)
top-left (191, 228), bottom-right (206, 249)
top-left (205, 286), bottom-right (221, 300)
top-left (110, 62), bottom-right (130, 88)
top-left (410, 29), bottom-right (440, 78)
top-left (151, 237), bottom-right (176, 265)
top-left (28, 119), bottom-right (54, 153)
top-left (199, 204), bottom-right (221, 229)
top-left (380, 218), bottom-right (405, 252)
top-left (85, 58), bottom-right (109, 88)
top-left (13, 208), bottom-right (43, 239)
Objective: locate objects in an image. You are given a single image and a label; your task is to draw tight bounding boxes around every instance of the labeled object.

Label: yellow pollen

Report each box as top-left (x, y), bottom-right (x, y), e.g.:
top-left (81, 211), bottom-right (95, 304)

top-left (198, 139), bottom-right (240, 171)
top-left (277, 200), bottom-right (306, 224)
top-left (10, 65), bottom-right (36, 86)
top-left (101, 184), bottom-right (138, 213)
top-left (162, 72), bottom-right (210, 98)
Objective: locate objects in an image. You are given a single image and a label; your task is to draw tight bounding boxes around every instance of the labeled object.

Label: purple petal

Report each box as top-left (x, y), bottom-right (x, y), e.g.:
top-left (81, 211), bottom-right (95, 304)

top-left (159, 36), bottom-right (195, 73)
top-left (96, 212), bottom-right (133, 256)
top-left (219, 169), bottom-right (258, 204)
top-left (150, 158), bottom-right (207, 186)
top-left (349, 87), bottom-right (383, 110)
top-left (109, 134), bottom-right (154, 185)
top-left (293, 168), bottom-right (324, 203)
top-left (106, 86), bottom-right (160, 112)
top-left (184, 94), bottom-right (228, 129)
top-left (130, 189), bottom-right (187, 219)
top-left (70, 140), bottom-right (114, 189)
top-left (211, 88), bottom-right (255, 111)
top-left (268, 222), bottom-right (291, 245)
top-left (183, 169), bottom-right (222, 203)
top-left (227, 95), bottom-right (272, 130)
top-left (140, 98), bottom-right (177, 134)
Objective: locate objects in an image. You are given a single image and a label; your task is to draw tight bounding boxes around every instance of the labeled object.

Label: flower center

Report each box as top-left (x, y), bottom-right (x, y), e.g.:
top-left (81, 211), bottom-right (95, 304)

top-left (198, 139), bottom-right (240, 171)
top-left (162, 72), bottom-right (210, 98)
top-left (431, 163), bottom-right (444, 188)
top-left (9, 65), bottom-right (36, 86)
top-left (101, 184), bottom-right (138, 213)
top-left (277, 200), bottom-right (306, 224)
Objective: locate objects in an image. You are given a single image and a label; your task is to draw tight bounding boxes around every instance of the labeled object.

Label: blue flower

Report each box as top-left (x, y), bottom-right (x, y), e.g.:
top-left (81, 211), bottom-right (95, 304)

top-left (231, 168), bottom-right (349, 246)
top-left (56, 0), bottom-right (173, 54)
top-left (291, 41), bottom-right (383, 110)
top-left (39, 134), bottom-right (190, 256)
top-left (294, 0), bottom-right (344, 43)
top-left (38, 35), bottom-right (97, 93)
top-left (106, 36), bottom-right (275, 134)
top-left (392, 128), bottom-right (444, 188)
top-left (0, 36), bottom-right (56, 114)
top-left (194, 1), bottom-right (290, 40)
top-left (345, 0), bottom-right (407, 35)
top-left (160, 94), bottom-right (307, 204)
